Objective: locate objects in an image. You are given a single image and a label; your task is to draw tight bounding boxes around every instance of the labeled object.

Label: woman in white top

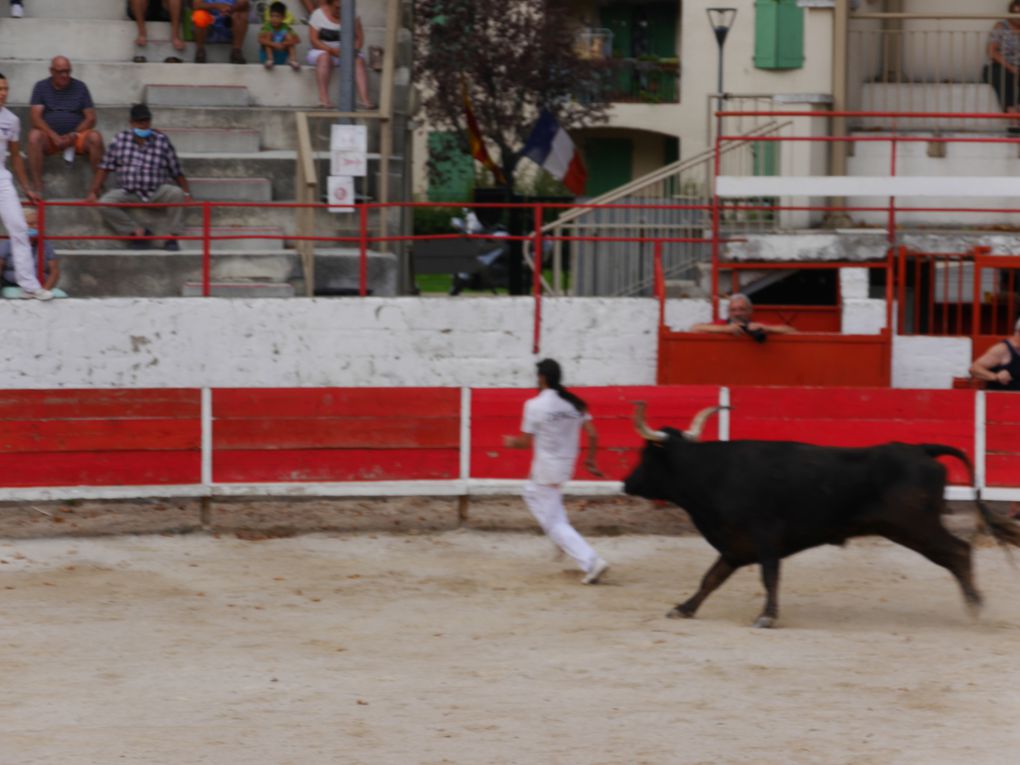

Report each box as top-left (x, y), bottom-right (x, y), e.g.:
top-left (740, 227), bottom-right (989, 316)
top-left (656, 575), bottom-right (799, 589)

top-left (504, 359), bottom-right (609, 584)
top-left (306, 0), bottom-right (373, 109)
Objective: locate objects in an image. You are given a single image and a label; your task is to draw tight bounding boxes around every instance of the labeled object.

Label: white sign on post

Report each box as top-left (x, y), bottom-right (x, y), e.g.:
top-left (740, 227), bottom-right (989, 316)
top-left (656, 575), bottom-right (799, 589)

top-left (327, 175), bottom-right (356, 213)
top-left (330, 124), bottom-right (367, 152)
top-left (331, 151), bottom-right (367, 177)
top-left (328, 125), bottom-right (367, 214)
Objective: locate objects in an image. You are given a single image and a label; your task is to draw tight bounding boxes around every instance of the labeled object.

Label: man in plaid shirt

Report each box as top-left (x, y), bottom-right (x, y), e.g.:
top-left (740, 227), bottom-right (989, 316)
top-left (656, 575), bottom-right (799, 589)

top-left (86, 103), bottom-right (192, 250)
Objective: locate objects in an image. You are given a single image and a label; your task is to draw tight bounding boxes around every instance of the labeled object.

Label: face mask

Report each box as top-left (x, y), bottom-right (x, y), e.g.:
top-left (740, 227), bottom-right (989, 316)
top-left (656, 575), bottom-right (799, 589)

top-left (133, 128), bottom-right (153, 139)
top-left (27, 228), bottom-right (38, 238)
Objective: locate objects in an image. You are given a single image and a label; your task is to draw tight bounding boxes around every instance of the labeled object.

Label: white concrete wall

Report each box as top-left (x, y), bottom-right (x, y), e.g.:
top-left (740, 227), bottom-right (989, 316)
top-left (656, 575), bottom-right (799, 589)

top-left (0, 298), bottom-right (659, 389)
top-left (892, 335), bottom-right (972, 389)
top-left (0, 296), bottom-right (974, 390)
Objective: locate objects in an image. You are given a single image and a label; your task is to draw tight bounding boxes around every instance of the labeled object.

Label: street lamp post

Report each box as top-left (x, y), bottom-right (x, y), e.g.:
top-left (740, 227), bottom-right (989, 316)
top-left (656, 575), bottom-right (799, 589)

top-left (706, 7), bottom-right (738, 97)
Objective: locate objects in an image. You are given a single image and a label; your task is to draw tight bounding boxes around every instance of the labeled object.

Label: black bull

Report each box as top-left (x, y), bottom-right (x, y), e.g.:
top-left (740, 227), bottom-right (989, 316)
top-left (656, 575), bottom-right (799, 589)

top-left (622, 404), bottom-right (1020, 627)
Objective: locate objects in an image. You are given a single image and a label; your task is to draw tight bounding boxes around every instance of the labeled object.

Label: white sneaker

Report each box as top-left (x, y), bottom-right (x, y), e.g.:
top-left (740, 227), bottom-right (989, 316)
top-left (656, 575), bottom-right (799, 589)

top-left (582, 558), bottom-right (609, 585)
top-left (22, 288), bottom-right (53, 301)
top-left (10, 3), bottom-right (23, 18)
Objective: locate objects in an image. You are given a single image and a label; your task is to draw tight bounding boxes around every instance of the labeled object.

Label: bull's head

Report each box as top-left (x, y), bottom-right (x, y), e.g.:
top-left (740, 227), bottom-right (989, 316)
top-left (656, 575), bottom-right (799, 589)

top-left (624, 402), bottom-right (726, 501)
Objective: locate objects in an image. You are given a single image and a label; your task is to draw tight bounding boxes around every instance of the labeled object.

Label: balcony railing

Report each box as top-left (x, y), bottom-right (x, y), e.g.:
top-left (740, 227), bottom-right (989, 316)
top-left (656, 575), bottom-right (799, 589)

top-left (848, 12), bottom-right (1020, 131)
top-left (596, 57), bottom-right (680, 105)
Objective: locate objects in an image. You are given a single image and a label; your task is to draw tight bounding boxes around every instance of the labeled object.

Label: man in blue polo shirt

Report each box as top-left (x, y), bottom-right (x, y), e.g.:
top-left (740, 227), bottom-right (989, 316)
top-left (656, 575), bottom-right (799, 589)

top-left (27, 56), bottom-right (104, 198)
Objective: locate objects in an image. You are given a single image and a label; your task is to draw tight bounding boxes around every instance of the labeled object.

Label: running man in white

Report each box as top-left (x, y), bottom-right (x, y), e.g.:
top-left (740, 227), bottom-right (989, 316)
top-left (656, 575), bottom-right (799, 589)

top-left (0, 72), bottom-right (52, 301)
top-left (503, 358), bottom-right (610, 584)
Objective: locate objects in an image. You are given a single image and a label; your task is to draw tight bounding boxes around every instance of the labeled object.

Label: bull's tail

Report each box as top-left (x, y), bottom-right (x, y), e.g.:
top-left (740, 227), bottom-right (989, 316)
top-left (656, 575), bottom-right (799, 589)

top-left (920, 444), bottom-right (1020, 550)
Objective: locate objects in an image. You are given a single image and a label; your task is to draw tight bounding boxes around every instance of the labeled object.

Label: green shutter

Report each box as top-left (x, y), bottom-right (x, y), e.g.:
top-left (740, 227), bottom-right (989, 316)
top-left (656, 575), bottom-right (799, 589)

top-left (426, 132), bottom-right (474, 202)
top-left (754, 0), bottom-right (804, 70)
top-left (646, 2), bottom-right (678, 58)
top-left (752, 141), bottom-right (777, 176)
top-left (599, 5), bottom-right (632, 57)
top-left (584, 138), bottom-right (633, 197)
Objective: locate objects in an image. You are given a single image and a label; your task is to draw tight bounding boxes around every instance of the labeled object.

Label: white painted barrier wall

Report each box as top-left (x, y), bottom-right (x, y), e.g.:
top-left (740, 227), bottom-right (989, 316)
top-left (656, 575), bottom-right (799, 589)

top-left (0, 297), bottom-right (973, 389)
top-left (0, 298), bottom-right (658, 389)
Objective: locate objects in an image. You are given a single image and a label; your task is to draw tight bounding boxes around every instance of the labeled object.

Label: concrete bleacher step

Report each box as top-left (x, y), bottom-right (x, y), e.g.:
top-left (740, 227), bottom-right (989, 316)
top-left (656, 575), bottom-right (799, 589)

top-left (161, 127), bottom-right (261, 154)
top-left (181, 227), bottom-right (287, 251)
top-left (26, 201), bottom-right (378, 244)
top-left (146, 84), bottom-right (251, 108)
top-left (181, 281), bottom-right (296, 298)
top-left (54, 248), bottom-right (398, 297)
top-left (190, 177), bottom-right (273, 203)
top-left (15, 0), bottom-right (118, 19)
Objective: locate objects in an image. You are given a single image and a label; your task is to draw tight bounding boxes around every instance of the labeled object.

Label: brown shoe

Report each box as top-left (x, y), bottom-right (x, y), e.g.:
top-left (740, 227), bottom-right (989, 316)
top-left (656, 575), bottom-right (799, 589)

top-left (194, 48), bottom-right (207, 63)
top-left (230, 49), bottom-right (246, 65)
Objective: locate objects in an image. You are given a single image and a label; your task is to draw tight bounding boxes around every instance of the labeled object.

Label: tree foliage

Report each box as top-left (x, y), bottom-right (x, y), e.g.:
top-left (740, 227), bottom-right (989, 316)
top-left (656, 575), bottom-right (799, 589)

top-left (414, 0), bottom-right (610, 189)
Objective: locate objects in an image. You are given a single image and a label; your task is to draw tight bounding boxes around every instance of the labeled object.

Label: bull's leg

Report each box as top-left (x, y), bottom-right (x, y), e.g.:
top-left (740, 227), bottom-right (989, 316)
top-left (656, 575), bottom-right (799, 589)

top-left (667, 556), bottom-right (734, 619)
top-left (754, 557), bottom-right (781, 628)
top-left (882, 522), bottom-right (982, 616)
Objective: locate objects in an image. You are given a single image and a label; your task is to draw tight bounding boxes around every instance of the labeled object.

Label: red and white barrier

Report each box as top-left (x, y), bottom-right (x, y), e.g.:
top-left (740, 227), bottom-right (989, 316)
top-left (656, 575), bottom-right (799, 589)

top-left (0, 385), bottom-right (1015, 502)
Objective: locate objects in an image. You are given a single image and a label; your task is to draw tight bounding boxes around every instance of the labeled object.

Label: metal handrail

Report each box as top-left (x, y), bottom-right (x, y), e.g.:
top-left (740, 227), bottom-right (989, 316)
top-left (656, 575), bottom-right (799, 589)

top-left (527, 118), bottom-right (791, 295)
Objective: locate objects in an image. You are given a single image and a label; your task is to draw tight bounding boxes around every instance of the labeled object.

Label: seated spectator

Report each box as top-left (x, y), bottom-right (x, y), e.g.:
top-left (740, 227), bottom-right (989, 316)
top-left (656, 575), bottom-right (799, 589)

top-left (128, 0), bottom-right (185, 58)
top-left (27, 57), bottom-right (104, 198)
top-left (9, 0), bottom-right (23, 18)
top-left (689, 293), bottom-right (797, 341)
top-left (0, 208), bottom-right (66, 299)
top-left (969, 318), bottom-right (1020, 390)
top-left (192, 0), bottom-right (251, 64)
top-left (985, 1), bottom-right (1020, 130)
top-left (84, 103), bottom-right (192, 251)
top-left (259, 2), bottom-right (301, 71)
top-left (307, 0), bottom-right (374, 109)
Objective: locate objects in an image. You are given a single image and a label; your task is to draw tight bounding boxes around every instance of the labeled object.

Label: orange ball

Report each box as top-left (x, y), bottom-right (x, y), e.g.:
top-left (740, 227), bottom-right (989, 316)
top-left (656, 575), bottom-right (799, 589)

top-left (192, 9), bottom-right (214, 28)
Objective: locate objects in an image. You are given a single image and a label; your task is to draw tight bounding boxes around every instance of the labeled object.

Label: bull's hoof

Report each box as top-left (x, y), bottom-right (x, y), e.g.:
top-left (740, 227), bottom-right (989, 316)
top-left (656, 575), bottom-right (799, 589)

top-left (752, 616), bottom-right (775, 629)
top-left (666, 606), bottom-right (694, 619)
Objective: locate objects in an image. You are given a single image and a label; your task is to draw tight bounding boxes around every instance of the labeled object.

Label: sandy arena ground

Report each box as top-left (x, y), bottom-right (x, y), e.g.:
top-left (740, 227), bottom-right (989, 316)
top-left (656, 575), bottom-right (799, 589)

top-left (2, 527), bottom-right (1019, 765)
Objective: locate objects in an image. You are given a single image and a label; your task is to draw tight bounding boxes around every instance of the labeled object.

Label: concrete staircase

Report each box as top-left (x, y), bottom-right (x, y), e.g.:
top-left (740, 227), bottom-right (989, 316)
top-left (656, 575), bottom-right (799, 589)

top-left (0, 0), bottom-right (410, 297)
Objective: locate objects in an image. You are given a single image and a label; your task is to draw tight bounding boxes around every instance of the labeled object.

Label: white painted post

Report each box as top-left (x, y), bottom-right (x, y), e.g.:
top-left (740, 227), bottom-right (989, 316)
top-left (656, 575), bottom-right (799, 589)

top-left (719, 387), bottom-right (731, 441)
top-left (201, 387), bottom-right (212, 488)
top-left (975, 390), bottom-right (986, 491)
top-left (460, 387), bottom-right (472, 482)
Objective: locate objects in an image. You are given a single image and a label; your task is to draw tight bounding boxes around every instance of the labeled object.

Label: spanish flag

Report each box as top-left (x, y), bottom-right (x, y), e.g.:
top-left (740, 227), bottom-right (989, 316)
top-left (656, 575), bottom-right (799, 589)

top-left (461, 79), bottom-right (507, 186)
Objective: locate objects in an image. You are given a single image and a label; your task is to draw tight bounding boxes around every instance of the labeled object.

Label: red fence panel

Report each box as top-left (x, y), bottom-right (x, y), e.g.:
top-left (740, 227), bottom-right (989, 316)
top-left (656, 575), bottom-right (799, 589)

top-left (985, 392), bottom-right (1020, 488)
top-left (470, 385), bottom-right (721, 481)
top-left (0, 389), bottom-right (201, 486)
top-left (729, 387), bottom-right (975, 484)
top-left (212, 388), bottom-right (460, 482)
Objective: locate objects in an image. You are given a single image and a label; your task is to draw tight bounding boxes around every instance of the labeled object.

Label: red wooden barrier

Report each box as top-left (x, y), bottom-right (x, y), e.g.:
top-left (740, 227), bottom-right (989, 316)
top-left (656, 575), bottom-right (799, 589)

top-left (729, 387), bottom-right (975, 485)
top-left (470, 385), bottom-right (720, 481)
top-left (658, 332), bottom-right (891, 387)
top-left (0, 389), bottom-right (201, 486)
top-left (985, 392), bottom-right (1020, 487)
top-left (212, 388), bottom-right (460, 482)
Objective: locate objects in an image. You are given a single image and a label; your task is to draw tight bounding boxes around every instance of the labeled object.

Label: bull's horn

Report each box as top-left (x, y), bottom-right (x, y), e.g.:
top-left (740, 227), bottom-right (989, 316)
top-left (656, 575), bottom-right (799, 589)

top-left (683, 406), bottom-right (727, 441)
top-left (633, 401), bottom-right (667, 442)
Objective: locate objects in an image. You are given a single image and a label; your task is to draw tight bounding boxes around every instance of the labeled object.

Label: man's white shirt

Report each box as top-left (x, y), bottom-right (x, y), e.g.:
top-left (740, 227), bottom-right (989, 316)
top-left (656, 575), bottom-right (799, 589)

top-left (521, 388), bottom-right (591, 485)
top-left (0, 107), bottom-right (20, 179)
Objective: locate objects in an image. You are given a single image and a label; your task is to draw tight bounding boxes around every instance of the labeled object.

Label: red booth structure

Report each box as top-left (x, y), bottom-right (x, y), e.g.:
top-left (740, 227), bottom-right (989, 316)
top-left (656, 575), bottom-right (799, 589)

top-left (0, 385), bottom-right (1016, 502)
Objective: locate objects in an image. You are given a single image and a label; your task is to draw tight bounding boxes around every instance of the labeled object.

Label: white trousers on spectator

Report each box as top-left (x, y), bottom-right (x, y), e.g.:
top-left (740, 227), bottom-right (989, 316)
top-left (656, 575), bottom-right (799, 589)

top-left (99, 185), bottom-right (186, 236)
top-left (0, 170), bottom-right (43, 292)
top-left (523, 481), bottom-right (599, 574)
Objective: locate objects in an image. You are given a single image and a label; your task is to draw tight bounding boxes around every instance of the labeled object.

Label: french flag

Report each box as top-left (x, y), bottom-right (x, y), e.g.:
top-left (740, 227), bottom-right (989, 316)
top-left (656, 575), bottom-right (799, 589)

top-left (522, 110), bottom-right (588, 196)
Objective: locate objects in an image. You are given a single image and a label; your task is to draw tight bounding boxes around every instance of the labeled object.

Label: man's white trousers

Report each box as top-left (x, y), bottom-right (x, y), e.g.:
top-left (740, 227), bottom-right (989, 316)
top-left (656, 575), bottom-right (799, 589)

top-left (0, 172), bottom-right (43, 292)
top-left (523, 481), bottom-right (599, 574)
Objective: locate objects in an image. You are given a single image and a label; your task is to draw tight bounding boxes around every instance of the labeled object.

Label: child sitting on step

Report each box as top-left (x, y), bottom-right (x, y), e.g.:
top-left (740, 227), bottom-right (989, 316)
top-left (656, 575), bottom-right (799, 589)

top-left (258, 1), bottom-right (302, 71)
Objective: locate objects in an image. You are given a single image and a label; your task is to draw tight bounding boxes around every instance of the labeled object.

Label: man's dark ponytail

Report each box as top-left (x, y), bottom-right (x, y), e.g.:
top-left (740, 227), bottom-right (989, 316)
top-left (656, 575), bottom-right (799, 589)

top-left (536, 358), bottom-right (587, 414)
